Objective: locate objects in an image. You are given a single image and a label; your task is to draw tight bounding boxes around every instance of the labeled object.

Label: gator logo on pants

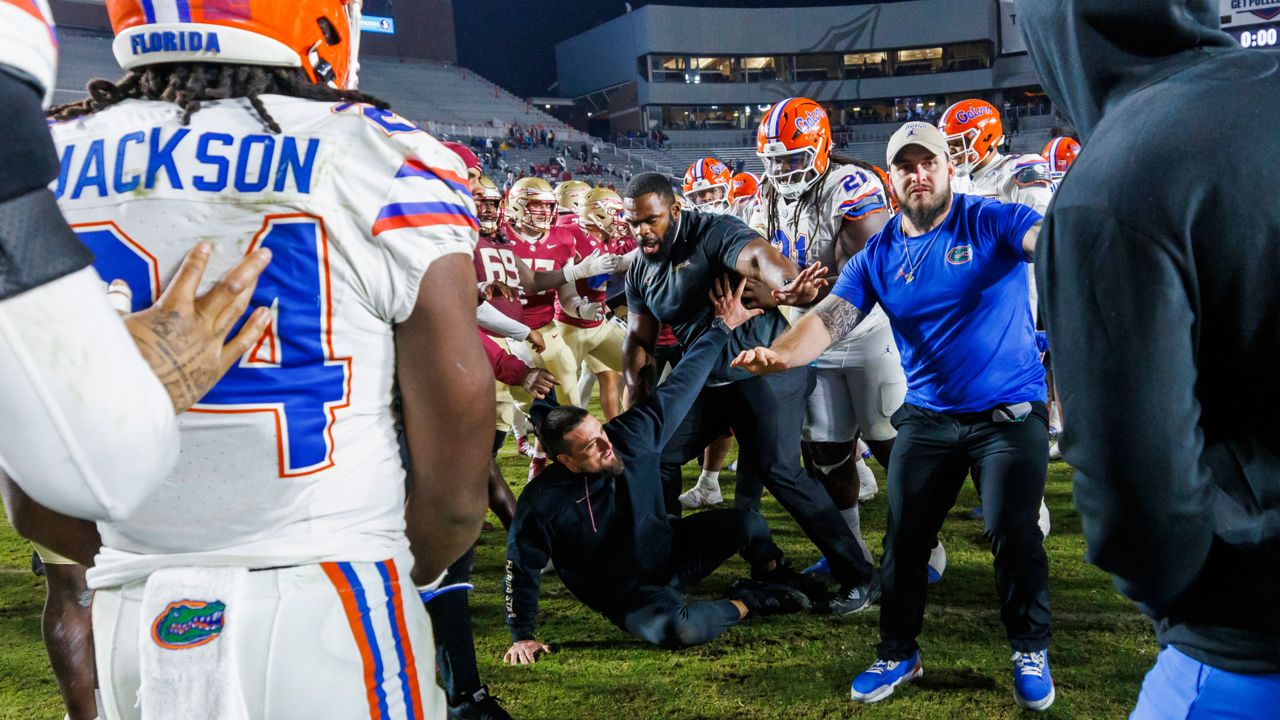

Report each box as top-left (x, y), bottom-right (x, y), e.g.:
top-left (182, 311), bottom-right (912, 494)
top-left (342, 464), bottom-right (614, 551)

top-left (151, 600), bottom-right (226, 650)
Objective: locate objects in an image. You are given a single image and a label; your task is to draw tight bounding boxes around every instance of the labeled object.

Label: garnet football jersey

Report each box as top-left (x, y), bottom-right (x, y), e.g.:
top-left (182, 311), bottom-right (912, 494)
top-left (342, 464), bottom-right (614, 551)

top-left (474, 231), bottom-right (524, 324)
top-left (50, 97), bottom-right (478, 588)
top-left (505, 223), bottom-right (575, 329)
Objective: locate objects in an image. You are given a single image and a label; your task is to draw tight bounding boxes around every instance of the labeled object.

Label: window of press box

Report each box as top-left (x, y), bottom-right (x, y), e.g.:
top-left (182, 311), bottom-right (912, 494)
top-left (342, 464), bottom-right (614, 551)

top-left (650, 56), bottom-right (687, 83)
top-left (739, 56), bottom-right (783, 82)
top-left (843, 51), bottom-right (888, 78)
top-left (793, 54), bottom-right (842, 82)
top-left (895, 47), bottom-right (944, 75)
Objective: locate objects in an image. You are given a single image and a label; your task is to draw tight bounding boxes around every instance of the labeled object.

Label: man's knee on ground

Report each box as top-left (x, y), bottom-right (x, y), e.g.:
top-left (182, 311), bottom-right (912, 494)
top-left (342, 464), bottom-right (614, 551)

top-left (641, 610), bottom-right (707, 649)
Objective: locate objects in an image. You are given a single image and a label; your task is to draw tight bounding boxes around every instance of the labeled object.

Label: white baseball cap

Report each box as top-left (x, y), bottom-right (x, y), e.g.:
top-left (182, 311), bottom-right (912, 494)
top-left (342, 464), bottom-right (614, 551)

top-left (886, 122), bottom-right (950, 167)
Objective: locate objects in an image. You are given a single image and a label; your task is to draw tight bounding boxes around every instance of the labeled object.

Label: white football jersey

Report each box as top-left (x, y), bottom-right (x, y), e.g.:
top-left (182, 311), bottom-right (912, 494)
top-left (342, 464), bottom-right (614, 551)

top-left (953, 151), bottom-right (1055, 215)
top-left (50, 96), bottom-right (478, 588)
top-left (0, 0), bottom-right (57, 107)
top-left (749, 163), bottom-right (892, 345)
top-left (953, 151), bottom-right (1054, 317)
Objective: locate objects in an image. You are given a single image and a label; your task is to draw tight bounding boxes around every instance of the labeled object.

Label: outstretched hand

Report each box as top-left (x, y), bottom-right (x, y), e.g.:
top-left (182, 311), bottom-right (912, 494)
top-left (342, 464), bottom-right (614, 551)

top-left (709, 275), bottom-right (764, 331)
top-left (123, 243), bottom-right (272, 413)
top-left (771, 261), bottom-right (829, 306)
top-left (729, 346), bottom-right (790, 375)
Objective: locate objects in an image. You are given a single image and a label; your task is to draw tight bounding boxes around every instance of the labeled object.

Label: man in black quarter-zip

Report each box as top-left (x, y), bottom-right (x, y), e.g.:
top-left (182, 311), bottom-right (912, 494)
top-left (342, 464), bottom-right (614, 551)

top-left (502, 278), bottom-right (812, 663)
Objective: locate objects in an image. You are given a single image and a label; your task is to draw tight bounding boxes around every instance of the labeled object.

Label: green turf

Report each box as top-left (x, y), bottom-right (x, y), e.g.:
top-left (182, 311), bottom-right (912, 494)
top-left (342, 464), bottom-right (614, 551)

top-left (0, 431), bottom-right (1156, 720)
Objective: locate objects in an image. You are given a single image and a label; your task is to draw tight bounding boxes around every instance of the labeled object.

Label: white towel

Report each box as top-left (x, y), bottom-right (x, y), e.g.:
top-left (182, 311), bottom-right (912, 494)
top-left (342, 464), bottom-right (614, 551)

top-left (138, 566), bottom-right (249, 720)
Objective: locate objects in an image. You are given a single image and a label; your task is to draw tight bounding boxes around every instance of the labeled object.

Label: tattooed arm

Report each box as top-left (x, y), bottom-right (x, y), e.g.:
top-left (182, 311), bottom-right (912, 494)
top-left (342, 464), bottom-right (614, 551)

top-left (731, 293), bottom-right (865, 375)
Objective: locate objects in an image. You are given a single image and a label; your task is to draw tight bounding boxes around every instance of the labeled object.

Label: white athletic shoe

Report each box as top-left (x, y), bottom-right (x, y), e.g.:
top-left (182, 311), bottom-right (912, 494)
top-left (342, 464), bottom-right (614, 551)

top-left (857, 460), bottom-right (878, 502)
top-left (679, 484), bottom-right (722, 510)
top-left (1038, 499), bottom-right (1051, 538)
top-left (926, 541), bottom-right (947, 584)
top-left (1048, 442), bottom-right (1063, 461)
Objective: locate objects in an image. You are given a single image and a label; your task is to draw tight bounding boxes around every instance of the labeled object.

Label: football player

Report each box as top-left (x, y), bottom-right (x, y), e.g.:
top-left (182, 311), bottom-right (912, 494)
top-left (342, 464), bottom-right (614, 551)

top-left (682, 157), bottom-right (733, 214)
top-left (748, 97), bottom-right (904, 573)
top-left (46, 2), bottom-right (497, 717)
top-left (554, 179), bottom-right (591, 226)
top-left (939, 99), bottom-right (1055, 536)
top-left (728, 171), bottom-right (761, 223)
top-left (558, 187), bottom-right (638, 420)
top-left (1042, 136), bottom-right (1080, 184)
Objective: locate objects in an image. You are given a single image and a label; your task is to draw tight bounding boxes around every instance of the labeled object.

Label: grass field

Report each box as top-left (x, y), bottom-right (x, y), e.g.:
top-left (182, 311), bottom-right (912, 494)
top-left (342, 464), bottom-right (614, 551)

top-left (0, 437), bottom-right (1157, 719)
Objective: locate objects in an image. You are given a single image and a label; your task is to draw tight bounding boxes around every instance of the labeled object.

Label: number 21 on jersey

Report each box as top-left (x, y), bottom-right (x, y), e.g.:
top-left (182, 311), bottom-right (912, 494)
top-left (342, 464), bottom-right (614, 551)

top-left (76, 214), bottom-right (351, 478)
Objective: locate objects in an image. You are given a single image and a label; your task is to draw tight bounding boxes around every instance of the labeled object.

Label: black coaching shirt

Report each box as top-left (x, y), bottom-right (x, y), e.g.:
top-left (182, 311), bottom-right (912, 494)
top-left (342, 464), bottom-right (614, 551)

top-left (625, 210), bottom-right (789, 385)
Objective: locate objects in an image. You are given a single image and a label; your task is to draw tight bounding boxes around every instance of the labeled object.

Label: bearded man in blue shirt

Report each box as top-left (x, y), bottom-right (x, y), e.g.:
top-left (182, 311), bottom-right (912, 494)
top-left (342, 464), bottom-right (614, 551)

top-left (734, 121), bottom-right (1055, 712)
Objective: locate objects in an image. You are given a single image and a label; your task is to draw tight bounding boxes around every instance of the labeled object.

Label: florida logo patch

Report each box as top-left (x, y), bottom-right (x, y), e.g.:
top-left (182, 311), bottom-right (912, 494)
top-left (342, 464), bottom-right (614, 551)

top-left (946, 245), bottom-right (973, 265)
top-left (151, 600), bottom-right (226, 650)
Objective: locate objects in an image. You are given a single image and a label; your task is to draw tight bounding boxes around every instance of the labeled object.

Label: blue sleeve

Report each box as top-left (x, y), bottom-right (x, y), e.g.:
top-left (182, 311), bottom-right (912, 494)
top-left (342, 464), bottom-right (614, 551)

top-left (505, 499), bottom-right (551, 641)
top-left (983, 200), bottom-right (1042, 262)
top-left (830, 247), bottom-right (877, 314)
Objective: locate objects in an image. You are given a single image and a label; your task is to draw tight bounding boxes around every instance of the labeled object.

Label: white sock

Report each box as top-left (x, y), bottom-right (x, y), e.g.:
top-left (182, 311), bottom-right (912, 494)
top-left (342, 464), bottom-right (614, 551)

top-left (698, 470), bottom-right (720, 490)
top-left (840, 506), bottom-right (873, 563)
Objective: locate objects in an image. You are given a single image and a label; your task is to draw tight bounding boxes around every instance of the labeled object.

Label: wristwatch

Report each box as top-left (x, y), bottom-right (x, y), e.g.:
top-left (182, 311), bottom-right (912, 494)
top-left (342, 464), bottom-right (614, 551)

top-left (711, 317), bottom-right (732, 334)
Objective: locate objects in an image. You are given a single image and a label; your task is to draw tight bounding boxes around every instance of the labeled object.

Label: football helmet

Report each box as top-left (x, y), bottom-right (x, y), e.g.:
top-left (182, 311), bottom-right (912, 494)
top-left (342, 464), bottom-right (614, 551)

top-left (730, 172), bottom-right (760, 203)
top-left (938, 99), bottom-right (1003, 175)
top-left (473, 175), bottom-right (503, 235)
top-left (870, 164), bottom-right (899, 215)
top-left (756, 97), bottom-right (831, 199)
top-left (507, 177), bottom-right (557, 233)
top-left (682, 158), bottom-right (732, 213)
top-left (578, 187), bottom-right (628, 240)
top-left (555, 180), bottom-right (592, 214)
top-left (1042, 137), bottom-right (1080, 180)
top-left (106, 0), bottom-right (363, 89)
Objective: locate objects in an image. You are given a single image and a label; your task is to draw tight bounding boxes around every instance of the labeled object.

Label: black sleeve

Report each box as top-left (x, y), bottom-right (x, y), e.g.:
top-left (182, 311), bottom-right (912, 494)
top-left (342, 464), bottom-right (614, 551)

top-left (0, 71), bottom-right (93, 301)
top-left (607, 321), bottom-right (731, 450)
top-left (1037, 208), bottom-right (1213, 616)
top-left (504, 498), bottom-right (553, 642)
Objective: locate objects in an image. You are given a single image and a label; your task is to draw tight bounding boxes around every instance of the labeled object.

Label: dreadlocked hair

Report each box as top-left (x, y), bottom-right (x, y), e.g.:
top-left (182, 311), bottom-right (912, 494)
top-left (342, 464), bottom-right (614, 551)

top-left (49, 64), bottom-right (390, 134)
top-left (763, 153), bottom-right (887, 257)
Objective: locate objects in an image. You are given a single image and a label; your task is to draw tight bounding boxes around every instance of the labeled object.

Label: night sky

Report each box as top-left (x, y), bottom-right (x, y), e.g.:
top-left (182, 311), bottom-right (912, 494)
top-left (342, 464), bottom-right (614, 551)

top-left (451, 0), bottom-right (902, 97)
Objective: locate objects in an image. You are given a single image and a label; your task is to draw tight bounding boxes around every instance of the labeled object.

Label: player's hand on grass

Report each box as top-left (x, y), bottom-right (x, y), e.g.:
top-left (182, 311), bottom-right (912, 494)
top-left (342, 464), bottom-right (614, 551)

top-left (123, 242), bottom-right (272, 413)
top-left (730, 346), bottom-right (789, 375)
top-left (521, 368), bottom-right (558, 399)
top-left (527, 328), bottom-right (547, 353)
top-left (772, 261), bottom-right (829, 307)
top-left (504, 640), bottom-right (551, 666)
top-left (709, 275), bottom-right (764, 331)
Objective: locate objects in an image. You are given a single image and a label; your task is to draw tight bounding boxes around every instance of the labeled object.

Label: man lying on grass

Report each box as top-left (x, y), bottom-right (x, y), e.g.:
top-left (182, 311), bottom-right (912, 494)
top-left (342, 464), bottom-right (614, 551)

top-left (503, 277), bottom-right (820, 663)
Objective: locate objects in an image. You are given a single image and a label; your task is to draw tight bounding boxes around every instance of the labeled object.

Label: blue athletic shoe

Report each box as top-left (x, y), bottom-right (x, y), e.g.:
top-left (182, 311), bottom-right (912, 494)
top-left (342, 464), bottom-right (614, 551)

top-left (967, 505), bottom-right (985, 521)
top-left (1012, 650), bottom-right (1055, 711)
top-left (801, 556), bottom-right (830, 580)
top-left (850, 652), bottom-right (923, 703)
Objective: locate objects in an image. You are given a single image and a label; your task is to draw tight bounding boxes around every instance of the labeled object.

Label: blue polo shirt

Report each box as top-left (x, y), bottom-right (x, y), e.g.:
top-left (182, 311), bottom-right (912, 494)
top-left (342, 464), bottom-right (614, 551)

top-left (831, 193), bottom-right (1045, 413)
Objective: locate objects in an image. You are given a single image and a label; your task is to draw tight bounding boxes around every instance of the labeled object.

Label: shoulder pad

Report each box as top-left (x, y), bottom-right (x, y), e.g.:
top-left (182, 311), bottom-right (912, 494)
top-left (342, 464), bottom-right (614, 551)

top-left (1012, 162), bottom-right (1054, 189)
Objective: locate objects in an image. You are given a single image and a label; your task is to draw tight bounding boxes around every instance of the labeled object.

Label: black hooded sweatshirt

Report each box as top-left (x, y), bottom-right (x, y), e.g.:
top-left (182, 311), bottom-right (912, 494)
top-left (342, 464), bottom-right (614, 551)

top-left (1020, 0), bottom-right (1280, 673)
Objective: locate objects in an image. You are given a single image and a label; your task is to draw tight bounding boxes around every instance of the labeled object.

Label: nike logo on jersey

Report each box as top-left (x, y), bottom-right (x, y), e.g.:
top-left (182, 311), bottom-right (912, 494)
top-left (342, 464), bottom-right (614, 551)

top-left (55, 129), bottom-right (320, 200)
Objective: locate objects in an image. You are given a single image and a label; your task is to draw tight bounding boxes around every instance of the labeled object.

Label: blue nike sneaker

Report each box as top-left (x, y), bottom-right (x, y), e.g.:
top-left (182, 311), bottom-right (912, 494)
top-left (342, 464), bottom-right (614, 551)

top-left (801, 556), bottom-right (830, 580)
top-left (850, 652), bottom-right (923, 704)
top-left (1012, 650), bottom-right (1055, 711)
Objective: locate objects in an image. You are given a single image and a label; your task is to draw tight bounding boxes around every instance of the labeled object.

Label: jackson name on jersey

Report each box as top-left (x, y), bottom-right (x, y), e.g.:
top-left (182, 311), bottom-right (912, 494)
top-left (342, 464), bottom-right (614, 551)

top-left (50, 97), bottom-right (478, 588)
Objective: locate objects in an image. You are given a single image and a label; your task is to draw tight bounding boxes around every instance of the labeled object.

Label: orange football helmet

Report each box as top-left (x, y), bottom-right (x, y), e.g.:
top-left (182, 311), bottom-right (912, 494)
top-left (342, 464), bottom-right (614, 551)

top-left (682, 158), bottom-right (732, 213)
top-left (473, 175), bottom-right (503, 235)
top-left (507, 177), bottom-right (557, 233)
top-left (106, 0), bottom-right (364, 89)
top-left (730, 172), bottom-right (759, 203)
top-left (1042, 137), bottom-right (1080, 180)
top-left (938, 99), bottom-right (1003, 175)
top-left (756, 97), bottom-right (831, 199)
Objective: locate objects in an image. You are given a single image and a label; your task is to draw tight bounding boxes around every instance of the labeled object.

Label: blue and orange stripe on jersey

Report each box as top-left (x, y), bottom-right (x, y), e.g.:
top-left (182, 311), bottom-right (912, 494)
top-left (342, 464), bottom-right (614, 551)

top-left (839, 186), bottom-right (886, 220)
top-left (372, 201), bottom-right (478, 236)
top-left (394, 158), bottom-right (471, 196)
top-left (323, 561), bottom-right (426, 720)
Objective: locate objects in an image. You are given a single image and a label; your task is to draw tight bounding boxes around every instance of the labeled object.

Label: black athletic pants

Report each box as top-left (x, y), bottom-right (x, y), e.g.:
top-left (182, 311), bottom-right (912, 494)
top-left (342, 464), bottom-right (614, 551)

top-left (658, 366), bottom-right (875, 588)
top-left (600, 508), bottom-right (782, 648)
top-left (877, 402), bottom-right (1052, 660)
